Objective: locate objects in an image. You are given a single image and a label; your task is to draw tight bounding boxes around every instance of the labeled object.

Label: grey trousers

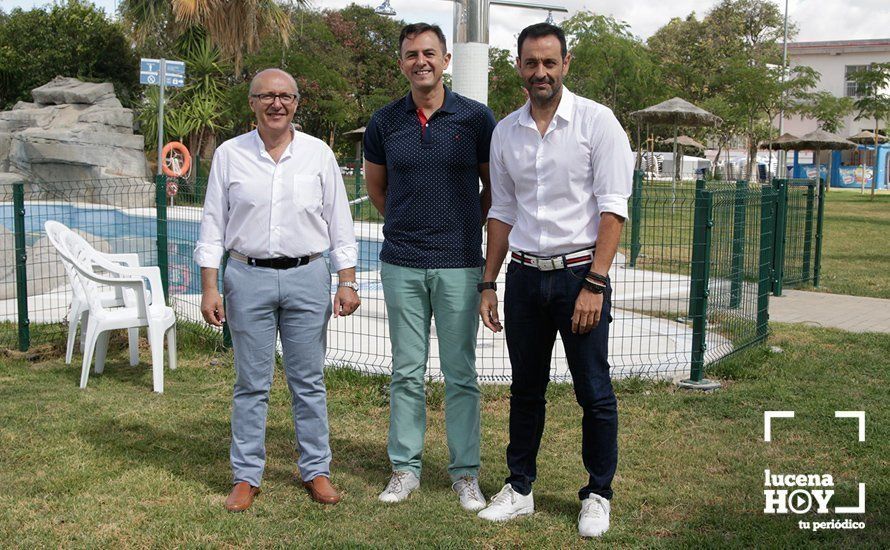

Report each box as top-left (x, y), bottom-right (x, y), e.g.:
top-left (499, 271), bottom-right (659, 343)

top-left (223, 257), bottom-right (333, 487)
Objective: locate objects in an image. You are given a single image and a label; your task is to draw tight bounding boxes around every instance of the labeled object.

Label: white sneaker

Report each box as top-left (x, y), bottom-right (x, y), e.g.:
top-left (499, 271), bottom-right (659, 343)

top-left (378, 471), bottom-right (420, 503)
top-left (452, 476), bottom-right (486, 511)
top-left (477, 484), bottom-right (534, 522)
top-left (578, 493), bottom-right (610, 537)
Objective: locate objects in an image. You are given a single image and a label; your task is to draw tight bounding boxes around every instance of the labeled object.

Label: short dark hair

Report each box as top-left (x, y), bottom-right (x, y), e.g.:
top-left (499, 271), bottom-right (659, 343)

top-left (399, 23), bottom-right (448, 56)
top-left (517, 23), bottom-right (567, 59)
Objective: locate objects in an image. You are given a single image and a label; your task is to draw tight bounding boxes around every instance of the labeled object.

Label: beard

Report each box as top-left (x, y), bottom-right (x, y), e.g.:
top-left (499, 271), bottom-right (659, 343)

top-left (525, 76), bottom-right (561, 103)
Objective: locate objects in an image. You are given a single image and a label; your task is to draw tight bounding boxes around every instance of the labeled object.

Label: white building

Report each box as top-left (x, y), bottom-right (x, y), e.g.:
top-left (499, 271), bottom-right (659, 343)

top-left (783, 38), bottom-right (890, 137)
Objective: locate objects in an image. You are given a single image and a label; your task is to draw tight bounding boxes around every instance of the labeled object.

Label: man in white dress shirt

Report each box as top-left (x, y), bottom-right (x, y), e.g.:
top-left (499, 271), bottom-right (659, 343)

top-left (476, 24), bottom-right (633, 538)
top-left (194, 68), bottom-right (360, 512)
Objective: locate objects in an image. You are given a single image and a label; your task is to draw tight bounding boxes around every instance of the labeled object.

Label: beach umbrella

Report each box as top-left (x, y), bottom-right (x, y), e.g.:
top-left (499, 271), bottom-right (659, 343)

top-left (847, 131), bottom-right (887, 192)
top-left (781, 129), bottom-right (857, 189)
top-left (631, 98), bottom-right (722, 196)
top-left (659, 135), bottom-right (707, 150)
top-left (760, 132), bottom-right (801, 151)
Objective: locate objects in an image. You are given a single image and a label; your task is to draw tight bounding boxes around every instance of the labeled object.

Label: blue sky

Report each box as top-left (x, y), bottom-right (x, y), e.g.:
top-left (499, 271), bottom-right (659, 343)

top-left (3, 0), bottom-right (888, 53)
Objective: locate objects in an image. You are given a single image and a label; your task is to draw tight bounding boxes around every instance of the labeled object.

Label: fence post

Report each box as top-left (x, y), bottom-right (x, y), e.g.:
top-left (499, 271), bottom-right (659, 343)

top-left (353, 154), bottom-right (362, 219)
top-left (629, 170), bottom-right (643, 267)
top-left (13, 182), bottom-right (29, 351)
top-left (729, 179), bottom-right (747, 308)
top-left (155, 175), bottom-right (169, 302)
top-left (802, 182), bottom-right (815, 283)
top-left (684, 179), bottom-right (707, 321)
top-left (757, 187), bottom-right (775, 341)
top-left (813, 177), bottom-right (826, 287)
top-left (679, 187), bottom-right (719, 390)
top-left (771, 178), bottom-right (788, 296)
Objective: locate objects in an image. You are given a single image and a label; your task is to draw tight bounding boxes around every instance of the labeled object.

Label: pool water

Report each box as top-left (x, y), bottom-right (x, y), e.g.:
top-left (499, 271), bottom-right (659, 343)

top-left (1, 203), bottom-right (383, 296)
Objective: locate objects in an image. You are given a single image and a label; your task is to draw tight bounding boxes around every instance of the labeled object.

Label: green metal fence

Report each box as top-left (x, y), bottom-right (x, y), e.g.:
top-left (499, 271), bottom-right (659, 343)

top-left (768, 177), bottom-right (822, 295)
top-left (3, 170), bottom-right (792, 384)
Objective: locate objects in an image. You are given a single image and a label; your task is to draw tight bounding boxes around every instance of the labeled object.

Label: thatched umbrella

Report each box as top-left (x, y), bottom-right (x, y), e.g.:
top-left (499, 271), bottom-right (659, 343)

top-left (760, 132), bottom-right (801, 151)
top-left (781, 129), bottom-right (857, 189)
top-left (343, 126), bottom-right (365, 160)
top-left (848, 130), bottom-right (888, 144)
top-left (659, 135), bottom-right (707, 150)
top-left (631, 98), bottom-right (722, 196)
top-left (847, 131), bottom-right (887, 190)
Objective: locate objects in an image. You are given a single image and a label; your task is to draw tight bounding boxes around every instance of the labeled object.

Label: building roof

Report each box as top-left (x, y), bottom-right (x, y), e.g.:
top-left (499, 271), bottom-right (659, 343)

top-left (788, 38), bottom-right (890, 55)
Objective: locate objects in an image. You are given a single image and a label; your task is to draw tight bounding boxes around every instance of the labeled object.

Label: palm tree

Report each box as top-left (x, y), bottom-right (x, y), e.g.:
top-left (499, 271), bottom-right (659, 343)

top-left (120, 0), bottom-right (304, 74)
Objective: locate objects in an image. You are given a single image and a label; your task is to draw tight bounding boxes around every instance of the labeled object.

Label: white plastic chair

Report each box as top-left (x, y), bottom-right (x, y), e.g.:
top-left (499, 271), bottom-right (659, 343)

top-left (61, 229), bottom-right (177, 393)
top-left (44, 221), bottom-right (141, 367)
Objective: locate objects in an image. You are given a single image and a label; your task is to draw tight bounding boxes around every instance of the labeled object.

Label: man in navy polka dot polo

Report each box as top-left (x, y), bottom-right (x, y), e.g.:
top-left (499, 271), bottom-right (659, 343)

top-left (363, 22), bottom-right (496, 512)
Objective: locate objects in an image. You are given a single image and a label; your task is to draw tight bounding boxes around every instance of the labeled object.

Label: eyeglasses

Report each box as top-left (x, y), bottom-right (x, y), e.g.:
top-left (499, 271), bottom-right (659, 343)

top-left (250, 93), bottom-right (298, 105)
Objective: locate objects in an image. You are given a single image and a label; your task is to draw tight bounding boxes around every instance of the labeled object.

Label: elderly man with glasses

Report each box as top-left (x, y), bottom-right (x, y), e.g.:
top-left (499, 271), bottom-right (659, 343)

top-left (195, 68), bottom-right (360, 512)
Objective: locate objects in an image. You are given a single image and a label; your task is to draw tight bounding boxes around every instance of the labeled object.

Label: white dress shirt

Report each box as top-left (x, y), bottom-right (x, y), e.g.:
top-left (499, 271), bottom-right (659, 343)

top-left (488, 87), bottom-right (634, 256)
top-left (194, 128), bottom-right (357, 272)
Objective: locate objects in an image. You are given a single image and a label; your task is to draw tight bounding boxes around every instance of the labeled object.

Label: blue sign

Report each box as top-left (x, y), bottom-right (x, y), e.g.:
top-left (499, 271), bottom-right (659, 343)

top-left (140, 58), bottom-right (186, 88)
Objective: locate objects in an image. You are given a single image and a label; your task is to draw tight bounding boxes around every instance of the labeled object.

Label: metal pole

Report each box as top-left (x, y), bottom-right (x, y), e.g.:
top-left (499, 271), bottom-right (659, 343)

top-left (772, 178), bottom-right (788, 296)
top-left (757, 187), bottom-right (775, 341)
top-left (802, 182), bottom-right (815, 283)
top-left (155, 175), bottom-right (170, 302)
top-left (679, 188), bottom-right (719, 390)
top-left (13, 182), bottom-right (29, 351)
top-left (629, 170), bottom-right (643, 267)
top-left (452, 0), bottom-right (490, 104)
top-left (813, 175), bottom-right (827, 287)
top-left (730, 179), bottom-right (747, 308)
top-left (156, 58), bottom-right (166, 176)
top-left (777, 0), bottom-right (789, 178)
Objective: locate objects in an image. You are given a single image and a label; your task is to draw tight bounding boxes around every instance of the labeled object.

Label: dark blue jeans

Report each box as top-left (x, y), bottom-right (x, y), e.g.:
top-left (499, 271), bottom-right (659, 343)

top-left (503, 261), bottom-right (618, 501)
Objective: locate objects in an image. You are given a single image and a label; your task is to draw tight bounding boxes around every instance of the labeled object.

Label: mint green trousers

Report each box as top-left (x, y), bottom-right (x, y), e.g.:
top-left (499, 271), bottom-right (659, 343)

top-left (381, 262), bottom-right (482, 481)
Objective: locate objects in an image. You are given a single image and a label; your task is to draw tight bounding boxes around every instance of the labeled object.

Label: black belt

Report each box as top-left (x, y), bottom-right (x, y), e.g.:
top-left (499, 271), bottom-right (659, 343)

top-left (229, 250), bottom-right (321, 269)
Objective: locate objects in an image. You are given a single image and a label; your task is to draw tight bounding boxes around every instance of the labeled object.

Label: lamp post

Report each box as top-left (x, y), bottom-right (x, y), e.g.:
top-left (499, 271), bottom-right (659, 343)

top-left (777, 0), bottom-right (789, 177)
top-left (376, 0), bottom-right (568, 104)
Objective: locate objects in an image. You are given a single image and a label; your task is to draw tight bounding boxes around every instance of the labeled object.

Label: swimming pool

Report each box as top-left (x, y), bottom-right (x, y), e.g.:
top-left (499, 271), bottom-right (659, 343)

top-left (0, 202), bottom-right (383, 296)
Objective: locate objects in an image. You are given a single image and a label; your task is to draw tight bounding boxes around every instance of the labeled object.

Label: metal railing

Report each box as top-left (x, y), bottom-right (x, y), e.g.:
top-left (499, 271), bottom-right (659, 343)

top-left (2, 171), bottom-right (794, 383)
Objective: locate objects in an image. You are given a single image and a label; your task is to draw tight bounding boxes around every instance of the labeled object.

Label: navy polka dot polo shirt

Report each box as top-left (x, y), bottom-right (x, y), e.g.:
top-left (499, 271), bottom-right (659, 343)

top-left (364, 87), bottom-right (497, 269)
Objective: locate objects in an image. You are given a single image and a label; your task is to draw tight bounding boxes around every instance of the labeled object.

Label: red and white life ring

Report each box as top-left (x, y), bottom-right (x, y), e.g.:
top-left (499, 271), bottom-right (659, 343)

top-left (161, 141), bottom-right (192, 177)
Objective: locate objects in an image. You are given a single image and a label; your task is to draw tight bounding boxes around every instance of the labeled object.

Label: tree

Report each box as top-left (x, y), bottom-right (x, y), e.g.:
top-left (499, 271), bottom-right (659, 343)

top-left (647, 14), bottom-right (711, 102)
top-left (487, 47), bottom-right (524, 120)
top-left (119, 0), bottom-right (304, 74)
top-left (796, 92), bottom-right (854, 133)
top-left (850, 62), bottom-right (890, 197)
top-left (562, 12), bottom-right (662, 128)
top-left (0, 0), bottom-right (139, 109)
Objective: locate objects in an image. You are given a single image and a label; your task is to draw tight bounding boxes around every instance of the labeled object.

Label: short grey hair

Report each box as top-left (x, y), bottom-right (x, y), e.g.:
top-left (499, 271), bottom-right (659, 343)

top-left (249, 68), bottom-right (300, 102)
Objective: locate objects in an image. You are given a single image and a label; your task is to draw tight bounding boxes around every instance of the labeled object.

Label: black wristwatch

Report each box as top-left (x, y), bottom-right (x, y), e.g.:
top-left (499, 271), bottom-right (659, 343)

top-left (477, 281), bottom-right (497, 293)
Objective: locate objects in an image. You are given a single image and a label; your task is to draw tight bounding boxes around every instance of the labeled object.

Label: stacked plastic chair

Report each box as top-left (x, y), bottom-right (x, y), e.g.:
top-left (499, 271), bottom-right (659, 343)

top-left (44, 221), bottom-right (177, 393)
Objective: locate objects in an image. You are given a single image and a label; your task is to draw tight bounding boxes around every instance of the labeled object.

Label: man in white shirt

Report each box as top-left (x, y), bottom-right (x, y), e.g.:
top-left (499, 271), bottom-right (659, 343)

top-left (476, 24), bottom-right (633, 538)
top-left (194, 69), bottom-right (359, 512)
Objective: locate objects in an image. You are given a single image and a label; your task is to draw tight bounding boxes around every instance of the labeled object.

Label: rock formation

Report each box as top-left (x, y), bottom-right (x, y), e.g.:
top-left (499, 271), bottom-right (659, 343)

top-left (0, 77), bottom-right (152, 207)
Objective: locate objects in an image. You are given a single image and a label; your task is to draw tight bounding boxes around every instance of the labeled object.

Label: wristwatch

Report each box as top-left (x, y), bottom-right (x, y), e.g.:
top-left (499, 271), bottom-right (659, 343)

top-left (477, 281), bottom-right (497, 293)
top-left (338, 281), bottom-right (359, 293)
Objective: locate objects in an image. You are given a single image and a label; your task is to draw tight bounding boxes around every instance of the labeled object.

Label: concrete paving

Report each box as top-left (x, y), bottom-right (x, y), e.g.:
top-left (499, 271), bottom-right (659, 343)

top-left (768, 289), bottom-right (890, 333)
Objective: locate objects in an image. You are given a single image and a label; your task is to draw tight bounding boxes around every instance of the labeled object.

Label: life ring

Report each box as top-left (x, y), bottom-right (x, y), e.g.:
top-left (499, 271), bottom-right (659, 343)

top-left (161, 141), bottom-right (191, 177)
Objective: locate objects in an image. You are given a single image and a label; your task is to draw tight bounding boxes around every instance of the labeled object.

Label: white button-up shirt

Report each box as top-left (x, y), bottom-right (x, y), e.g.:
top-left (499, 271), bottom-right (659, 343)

top-left (488, 88), bottom-right (633, 256)
top-left (194, 128), bottom-right (357, 271)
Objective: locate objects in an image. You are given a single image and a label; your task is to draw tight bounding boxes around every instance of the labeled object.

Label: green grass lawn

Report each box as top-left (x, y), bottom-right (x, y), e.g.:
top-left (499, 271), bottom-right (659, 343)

top-left (0, 324), bottom-right (886, 548)
top-left (816, 190), bottom-right (890, 299)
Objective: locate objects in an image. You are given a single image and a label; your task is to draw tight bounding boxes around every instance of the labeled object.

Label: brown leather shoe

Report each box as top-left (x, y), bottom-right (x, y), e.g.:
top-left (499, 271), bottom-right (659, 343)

top-left (302, 475), bottom-right (341, 505)
top-left (225, 481), bottom-right (260, 512)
